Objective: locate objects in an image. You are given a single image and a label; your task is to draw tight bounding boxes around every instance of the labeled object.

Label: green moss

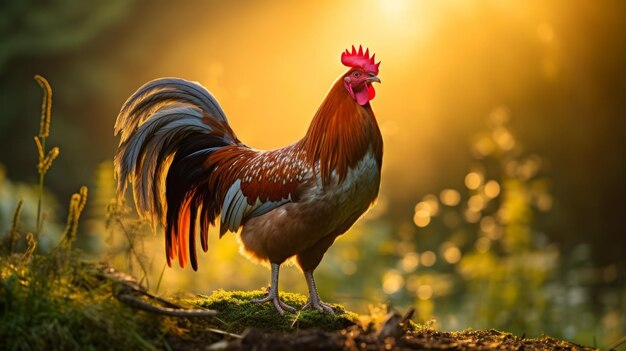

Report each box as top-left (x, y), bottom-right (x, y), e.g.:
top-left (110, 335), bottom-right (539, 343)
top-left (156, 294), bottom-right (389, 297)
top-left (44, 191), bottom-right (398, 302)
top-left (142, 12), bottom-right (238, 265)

top-left (189, 289), bottom-right (358, 334)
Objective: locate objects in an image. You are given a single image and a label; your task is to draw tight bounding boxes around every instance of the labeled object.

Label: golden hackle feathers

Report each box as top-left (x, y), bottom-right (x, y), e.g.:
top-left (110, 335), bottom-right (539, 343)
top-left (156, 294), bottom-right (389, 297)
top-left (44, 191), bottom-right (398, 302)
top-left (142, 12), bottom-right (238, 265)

top-left (300, 73), bottom-right (383, 185)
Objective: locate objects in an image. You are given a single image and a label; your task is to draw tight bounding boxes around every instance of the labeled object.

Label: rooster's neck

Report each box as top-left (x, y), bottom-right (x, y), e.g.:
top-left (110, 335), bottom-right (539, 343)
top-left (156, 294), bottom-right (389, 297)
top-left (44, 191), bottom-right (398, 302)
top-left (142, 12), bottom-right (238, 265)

top-left (299, 76), bottom-right (383, 185)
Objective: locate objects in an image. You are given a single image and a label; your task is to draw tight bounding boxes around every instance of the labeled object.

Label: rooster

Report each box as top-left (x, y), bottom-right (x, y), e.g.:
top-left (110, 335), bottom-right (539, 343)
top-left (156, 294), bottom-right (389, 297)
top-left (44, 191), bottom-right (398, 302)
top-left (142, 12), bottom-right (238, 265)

top-left (114, 45), bottom-right (382, 314)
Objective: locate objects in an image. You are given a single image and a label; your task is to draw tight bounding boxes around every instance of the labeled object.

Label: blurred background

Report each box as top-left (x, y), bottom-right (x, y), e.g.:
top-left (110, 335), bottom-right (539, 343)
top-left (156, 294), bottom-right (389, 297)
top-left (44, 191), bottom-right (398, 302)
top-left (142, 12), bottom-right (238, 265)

top-left (1, 0), bottom-right (624, 347)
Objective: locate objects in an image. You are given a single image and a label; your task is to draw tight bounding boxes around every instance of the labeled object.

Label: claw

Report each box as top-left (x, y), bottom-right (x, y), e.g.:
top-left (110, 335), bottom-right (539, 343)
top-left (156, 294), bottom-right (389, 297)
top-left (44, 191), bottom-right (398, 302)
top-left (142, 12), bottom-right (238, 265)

top-left (251, 263), bottom-right (296, 315)
top-left (302, 297), bottom-right (335, 314)
top-left (303, 270), bottom-right (335, 314)
top-left (251, 292), bottom-right (296, 315)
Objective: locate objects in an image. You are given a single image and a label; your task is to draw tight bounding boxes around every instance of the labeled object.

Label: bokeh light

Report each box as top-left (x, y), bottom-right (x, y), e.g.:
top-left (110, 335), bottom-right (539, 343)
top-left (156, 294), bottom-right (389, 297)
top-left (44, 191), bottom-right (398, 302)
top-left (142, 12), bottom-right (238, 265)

top-left (420, 251), bottom-right (437, 267)
top-left (383, 270), bottom-right (404, 294)
top-left (475, 237), bottom-right (491, 253)
top-left (440, 189), bottom-right (461, 206)
top-left (535, 193), bottom-right (553, 212)
top-left (442, 245), bottom-right (462, 264)
top-left (413, 209), bottom-right (431, 228)
top-left (492, 126), bottom-right (515, 151)
top-left (484, 180), bottom-right (501, 198)
top-left (464, 208), bottom-right (481, 223)
top-left (418, 194), bottom-right (440, 216)
top-left (465, 172), bottom-right (484, 190)
top-left (468, 194), bottom-right (486, 212)
top-left (417, 285), bottom-right (434, 300)
top-left (401, 252), bottom-right (419, 273)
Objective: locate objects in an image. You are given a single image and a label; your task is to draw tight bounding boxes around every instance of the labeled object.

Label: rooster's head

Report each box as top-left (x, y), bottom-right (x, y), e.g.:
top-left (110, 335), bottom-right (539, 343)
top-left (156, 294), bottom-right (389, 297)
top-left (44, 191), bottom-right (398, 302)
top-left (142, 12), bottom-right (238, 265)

top-left (341, 45), bottom-right (381, 106)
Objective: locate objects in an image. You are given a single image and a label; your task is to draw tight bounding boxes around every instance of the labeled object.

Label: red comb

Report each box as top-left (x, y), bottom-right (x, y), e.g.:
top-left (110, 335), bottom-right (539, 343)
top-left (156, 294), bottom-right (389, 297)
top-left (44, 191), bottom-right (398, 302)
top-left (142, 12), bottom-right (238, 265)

top-left (341, 45), bottom-right (380, 75)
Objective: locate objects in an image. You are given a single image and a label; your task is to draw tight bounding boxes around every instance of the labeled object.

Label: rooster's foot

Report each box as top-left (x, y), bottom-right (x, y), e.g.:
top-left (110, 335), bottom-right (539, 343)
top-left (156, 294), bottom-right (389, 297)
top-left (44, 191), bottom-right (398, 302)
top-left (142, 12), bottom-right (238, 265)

top-left (251, 291), bottom-right (296, 315)
top-left (302, 298), bottom-right (335, 314)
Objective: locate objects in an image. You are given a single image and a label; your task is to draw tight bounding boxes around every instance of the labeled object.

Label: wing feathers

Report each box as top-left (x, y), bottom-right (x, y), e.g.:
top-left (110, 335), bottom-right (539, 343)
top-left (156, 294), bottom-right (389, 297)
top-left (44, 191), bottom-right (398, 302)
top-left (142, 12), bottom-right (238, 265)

top-left (247, 199), bottom-right (290, 218)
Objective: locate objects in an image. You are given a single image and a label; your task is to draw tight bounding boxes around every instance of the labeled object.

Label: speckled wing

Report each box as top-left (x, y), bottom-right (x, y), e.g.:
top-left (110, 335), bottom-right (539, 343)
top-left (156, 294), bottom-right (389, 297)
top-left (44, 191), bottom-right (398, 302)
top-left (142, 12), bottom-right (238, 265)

top-left (209, 145), bottom-right (310, 237)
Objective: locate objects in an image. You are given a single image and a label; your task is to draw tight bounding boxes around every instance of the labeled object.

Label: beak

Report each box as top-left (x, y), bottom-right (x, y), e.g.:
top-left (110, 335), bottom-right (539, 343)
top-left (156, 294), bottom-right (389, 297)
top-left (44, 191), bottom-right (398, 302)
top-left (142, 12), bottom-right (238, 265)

top-left (368, 75), bottom-right (381, 84)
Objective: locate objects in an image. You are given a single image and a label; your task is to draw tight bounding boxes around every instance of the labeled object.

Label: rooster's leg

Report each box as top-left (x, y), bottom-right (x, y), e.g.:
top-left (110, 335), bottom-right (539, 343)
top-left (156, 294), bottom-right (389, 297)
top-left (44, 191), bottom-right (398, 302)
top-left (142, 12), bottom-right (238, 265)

top-left (250, 263), bottom-right (296, 315)
top-left (302, 271), bottom-right (335, 314)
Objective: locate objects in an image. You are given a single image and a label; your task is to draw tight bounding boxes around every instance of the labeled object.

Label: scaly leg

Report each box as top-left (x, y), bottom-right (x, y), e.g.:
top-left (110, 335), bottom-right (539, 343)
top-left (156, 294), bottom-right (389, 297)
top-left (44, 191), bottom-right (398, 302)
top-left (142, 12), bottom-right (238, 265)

top-left (250, 263), bottom-right (296, 315)
top-left (302, 270), bottom-right (334, 314)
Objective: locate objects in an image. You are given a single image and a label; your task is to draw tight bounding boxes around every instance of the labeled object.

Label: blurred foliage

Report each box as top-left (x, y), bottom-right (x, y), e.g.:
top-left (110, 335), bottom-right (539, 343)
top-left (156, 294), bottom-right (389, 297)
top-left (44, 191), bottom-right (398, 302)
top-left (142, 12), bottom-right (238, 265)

top-left (364, 109), bottom-right (624, 346)
top-left (0, 166), bottom-right (62, 250)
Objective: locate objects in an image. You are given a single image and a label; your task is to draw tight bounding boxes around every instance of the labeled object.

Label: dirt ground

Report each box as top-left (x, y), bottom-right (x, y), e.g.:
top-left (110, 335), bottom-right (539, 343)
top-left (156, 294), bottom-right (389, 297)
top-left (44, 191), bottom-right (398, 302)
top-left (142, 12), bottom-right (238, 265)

top-left (165, 309), bottom-right (597, 351)
top-left (226, 326), bottom-right (597, 351)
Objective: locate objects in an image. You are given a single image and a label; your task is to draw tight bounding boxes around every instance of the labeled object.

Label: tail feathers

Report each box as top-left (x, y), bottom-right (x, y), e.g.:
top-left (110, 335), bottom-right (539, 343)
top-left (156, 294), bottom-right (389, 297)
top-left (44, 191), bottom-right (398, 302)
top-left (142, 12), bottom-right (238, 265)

top-left (115, 78), bottom-right (228, 142)
top-left (114, 78), bottom-right (239, 270)
top-left (163, 132), bottom-right (232, 270)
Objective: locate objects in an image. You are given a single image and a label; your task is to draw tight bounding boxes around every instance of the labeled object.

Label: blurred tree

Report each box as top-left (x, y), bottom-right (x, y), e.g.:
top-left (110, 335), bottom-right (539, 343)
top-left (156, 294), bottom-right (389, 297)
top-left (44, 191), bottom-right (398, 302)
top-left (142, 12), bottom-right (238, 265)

top-left (0, 0), bottom-right (134, 71)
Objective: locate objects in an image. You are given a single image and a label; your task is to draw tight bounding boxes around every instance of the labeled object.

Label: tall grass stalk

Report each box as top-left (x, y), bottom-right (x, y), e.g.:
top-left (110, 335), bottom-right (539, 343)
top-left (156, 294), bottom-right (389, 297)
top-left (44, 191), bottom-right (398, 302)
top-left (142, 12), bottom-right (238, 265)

top-left (33, 74), bottom-right (55, 237)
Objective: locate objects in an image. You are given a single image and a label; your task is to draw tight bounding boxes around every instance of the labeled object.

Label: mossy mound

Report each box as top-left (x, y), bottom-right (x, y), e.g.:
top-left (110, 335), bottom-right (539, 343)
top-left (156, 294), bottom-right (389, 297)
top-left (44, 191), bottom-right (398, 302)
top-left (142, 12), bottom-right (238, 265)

top-left (188, 289), bottom-right (359, 334)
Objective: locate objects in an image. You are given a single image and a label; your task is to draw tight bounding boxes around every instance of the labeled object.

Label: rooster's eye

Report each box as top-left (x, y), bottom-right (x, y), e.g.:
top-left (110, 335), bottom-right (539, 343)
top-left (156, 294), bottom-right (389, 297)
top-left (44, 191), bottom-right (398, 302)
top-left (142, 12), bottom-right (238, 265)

top-left (353, 72), bottom-right (361, 78)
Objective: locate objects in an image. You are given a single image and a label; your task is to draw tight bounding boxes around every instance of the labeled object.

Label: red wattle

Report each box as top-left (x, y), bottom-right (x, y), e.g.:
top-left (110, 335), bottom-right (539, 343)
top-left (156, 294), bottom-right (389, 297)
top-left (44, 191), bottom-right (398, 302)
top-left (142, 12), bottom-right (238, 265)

top-left (355, 88), bottom-right (370, 105)
top-left (348, 82), bottom-right (376, 106)
top-left (368, 85), bottom-right (376, 100)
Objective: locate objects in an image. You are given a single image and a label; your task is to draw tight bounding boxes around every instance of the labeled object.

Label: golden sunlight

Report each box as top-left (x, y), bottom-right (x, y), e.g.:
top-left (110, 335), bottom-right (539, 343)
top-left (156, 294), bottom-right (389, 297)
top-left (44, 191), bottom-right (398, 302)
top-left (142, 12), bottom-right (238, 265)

top-left (379, 0), bottom-right (405, 14)
top-left (1, 0), bottom-right (624, 348)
